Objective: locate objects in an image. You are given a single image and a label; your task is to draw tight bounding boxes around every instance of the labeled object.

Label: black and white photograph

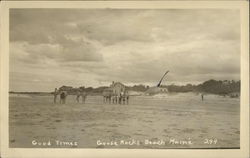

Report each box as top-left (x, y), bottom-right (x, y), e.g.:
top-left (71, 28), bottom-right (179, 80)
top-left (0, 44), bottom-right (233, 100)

top-left (0, 1), bottom-right (249, 158)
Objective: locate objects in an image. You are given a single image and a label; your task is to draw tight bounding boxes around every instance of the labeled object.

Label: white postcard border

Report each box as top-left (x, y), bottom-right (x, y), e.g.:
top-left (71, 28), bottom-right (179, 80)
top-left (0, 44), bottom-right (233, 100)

top-left (0, 1), bottom-right (249, 158)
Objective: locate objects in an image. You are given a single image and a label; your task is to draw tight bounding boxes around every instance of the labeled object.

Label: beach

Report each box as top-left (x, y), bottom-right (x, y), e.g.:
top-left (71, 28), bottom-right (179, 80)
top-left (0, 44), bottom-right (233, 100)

top-left (9, 92), bottom-right (240, 148)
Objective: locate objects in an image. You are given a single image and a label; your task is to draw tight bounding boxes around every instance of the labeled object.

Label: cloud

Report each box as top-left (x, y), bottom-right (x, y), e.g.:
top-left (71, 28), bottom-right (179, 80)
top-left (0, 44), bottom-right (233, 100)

top-left (9, 9), bottom-right (240, 91)
top-left (10, 41), bottom-right (102, 65)
top-left (91, 38), bottom-right (240, 84)
top-left (11, 9), bottom-right (240, 45)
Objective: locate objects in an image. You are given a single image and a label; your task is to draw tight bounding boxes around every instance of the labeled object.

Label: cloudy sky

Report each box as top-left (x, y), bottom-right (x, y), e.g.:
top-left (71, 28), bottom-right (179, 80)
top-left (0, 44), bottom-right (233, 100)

top-left (9, 9), bottom-right (240, 92)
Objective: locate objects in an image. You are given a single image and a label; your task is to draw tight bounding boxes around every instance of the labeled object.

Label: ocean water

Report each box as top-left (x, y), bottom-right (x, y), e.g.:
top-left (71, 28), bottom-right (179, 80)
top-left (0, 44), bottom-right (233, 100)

top-left (9, 93), bottom-right (240, 148)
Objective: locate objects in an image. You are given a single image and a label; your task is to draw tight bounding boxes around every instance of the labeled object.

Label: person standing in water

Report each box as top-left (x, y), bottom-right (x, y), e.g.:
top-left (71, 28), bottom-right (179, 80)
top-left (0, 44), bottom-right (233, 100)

top-left (80, 90), bottom-right (87, 104)
top-left (60, 91), bottom-right (67, 104)
top-left (76, 91), bottom-right (81, 103)
top-left (201, 94), bottom-right (204, 101)
top-left (54, 88), bottom-right (58, 103)
top-left (126, 91), bottom-right (129, 104)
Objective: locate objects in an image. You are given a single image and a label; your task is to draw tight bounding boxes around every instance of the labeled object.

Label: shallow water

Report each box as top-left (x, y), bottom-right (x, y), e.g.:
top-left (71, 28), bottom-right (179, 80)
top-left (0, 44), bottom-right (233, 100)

top-left (9, 93), bottom-right (240, 148)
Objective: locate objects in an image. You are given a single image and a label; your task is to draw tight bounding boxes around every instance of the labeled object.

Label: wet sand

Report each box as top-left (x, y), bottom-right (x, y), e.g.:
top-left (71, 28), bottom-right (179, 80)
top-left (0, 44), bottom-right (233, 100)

top-left (9, 93), bottom-right (240, 148)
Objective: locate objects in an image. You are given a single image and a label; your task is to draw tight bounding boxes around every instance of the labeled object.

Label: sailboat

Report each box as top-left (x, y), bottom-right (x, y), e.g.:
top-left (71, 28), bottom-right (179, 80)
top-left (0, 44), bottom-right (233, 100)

top-left (145, 70), bottom-right (169, 95)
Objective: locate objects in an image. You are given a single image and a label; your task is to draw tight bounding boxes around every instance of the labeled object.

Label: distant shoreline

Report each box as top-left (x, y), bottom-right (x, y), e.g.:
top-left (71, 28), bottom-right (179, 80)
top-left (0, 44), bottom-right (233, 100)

top-left (9, 91), bottom-right (240, 98)
top-left (9, 79), bottom-right (240, 98)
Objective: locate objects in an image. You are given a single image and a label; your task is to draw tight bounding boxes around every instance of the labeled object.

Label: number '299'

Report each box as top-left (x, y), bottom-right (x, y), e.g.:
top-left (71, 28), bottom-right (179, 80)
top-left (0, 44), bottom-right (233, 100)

top-left (204, 138), bottom-right (217, 144)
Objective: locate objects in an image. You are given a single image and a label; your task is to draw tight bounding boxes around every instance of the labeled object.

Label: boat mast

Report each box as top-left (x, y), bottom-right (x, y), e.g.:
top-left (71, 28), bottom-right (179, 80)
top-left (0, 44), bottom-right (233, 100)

top-left (157, 70), bottom-right (169, 87)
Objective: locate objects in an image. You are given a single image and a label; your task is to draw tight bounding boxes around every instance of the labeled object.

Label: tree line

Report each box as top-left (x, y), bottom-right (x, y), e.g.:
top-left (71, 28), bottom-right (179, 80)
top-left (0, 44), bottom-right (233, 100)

top-left (166, 79), bottom-right (240, 95)
top-left (56, 79), bottom-right (240, 95)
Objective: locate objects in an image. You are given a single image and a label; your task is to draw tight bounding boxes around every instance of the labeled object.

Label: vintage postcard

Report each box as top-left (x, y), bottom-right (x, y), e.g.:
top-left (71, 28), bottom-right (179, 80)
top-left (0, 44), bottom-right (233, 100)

top-left (0, 1), bottom-right (249, 158)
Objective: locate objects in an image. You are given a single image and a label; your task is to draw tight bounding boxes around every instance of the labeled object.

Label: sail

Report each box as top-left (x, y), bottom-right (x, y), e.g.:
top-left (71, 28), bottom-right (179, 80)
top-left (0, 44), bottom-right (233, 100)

top-left (157, 70), bottom-right (169, 87)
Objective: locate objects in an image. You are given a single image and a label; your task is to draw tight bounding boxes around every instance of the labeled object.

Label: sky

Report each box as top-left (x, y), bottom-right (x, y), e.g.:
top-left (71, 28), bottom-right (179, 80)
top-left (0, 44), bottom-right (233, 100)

top-left (9, 9), bottom-right (240, 92)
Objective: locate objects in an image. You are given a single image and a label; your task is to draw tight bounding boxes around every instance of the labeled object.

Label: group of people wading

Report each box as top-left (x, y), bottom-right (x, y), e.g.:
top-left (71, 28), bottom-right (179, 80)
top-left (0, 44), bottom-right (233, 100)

top-left (103, 90), bottom-right (129, 104)
top-left (53, 82), bottom-right (130, 105)
top-left (53, 88), bottom-right (87, 104)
